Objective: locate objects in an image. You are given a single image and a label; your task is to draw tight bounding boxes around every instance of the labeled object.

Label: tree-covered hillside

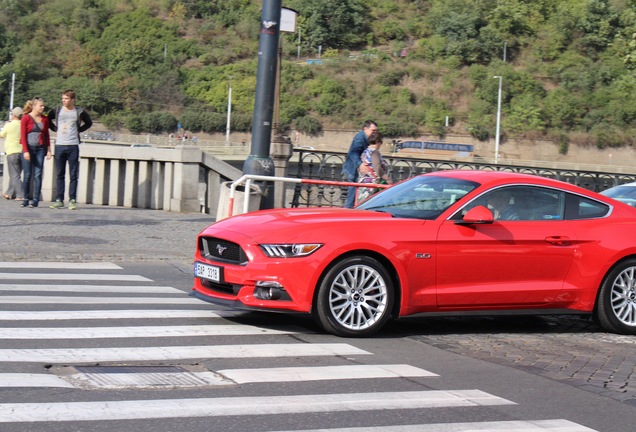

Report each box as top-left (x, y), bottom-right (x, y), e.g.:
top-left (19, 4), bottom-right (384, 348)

top-left (1, 0), bottom-right (635, 151)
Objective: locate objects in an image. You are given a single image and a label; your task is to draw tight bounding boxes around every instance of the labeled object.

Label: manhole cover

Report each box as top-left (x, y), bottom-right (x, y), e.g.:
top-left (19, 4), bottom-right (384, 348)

top-left (37, 236), bottom-right (109, 245)
top-left (55, 365), bottom-right (234, 390)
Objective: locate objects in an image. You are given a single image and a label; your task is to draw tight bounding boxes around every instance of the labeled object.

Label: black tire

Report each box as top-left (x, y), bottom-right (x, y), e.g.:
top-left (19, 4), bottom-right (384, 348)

top-left (596, 258), bottom-right (636, 335)
top-left (313, 255), bottom-right (394, 337)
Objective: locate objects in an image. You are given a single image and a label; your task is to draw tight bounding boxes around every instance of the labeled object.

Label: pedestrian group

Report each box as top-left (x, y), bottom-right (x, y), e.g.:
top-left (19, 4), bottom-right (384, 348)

top-left (1, 89), bottom-right (92, 209)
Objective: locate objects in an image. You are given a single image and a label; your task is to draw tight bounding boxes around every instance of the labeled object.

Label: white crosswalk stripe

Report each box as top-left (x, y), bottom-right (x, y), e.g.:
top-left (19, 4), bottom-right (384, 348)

top-left (0, 343), bottom-right (370, 363)
top-left (0, 262), bottom-right (123, 269)
top-left (0, 324), bottom-right (299, 339)
top-left (1, 364), bottom-right (436, 389)
top-left (0, 295), bottom-right (202, 304)
top-left (217, 364), bottom-right (438, 383)
top-left (0, 262), bottom-right (599, 431)
top-left (0, 373), bottom-right (75, 388)
top-left (266, 421), bottom-right (597, 432)
top-left (0, 284), bottom-right (184, 293)
top-left (0, 390), bottom-right (516, 422)
top-left (0, 272), bottom-right (151, 281)
top-left (0, 309), bottom-right (234, 320)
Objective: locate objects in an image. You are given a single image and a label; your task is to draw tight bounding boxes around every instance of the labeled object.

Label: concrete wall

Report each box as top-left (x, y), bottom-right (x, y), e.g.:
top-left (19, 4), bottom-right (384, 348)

top-left (1, 143), bottom-right (242, 214)
top-left (214, 130), bottom-right (636, 171)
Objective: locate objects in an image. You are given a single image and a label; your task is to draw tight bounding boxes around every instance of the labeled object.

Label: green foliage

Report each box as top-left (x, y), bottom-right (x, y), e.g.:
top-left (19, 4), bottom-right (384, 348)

top-left (294, 115), bottom-right (323, 136)
top-left (125, 114), bottom-right (144, 134)
top-left (286, 0), bottom-right (371, 49)
top-left (543, 88), bottom-right (586, 130)
top-left (1, 0), bottom-right (635, 143)
top-left (504, 94), bottom-right (544, 134)
top-left (412, 35), bottom-right (447, 62)
top-left (466, 98), bottom-right (494, 141)
top-left (380, 120), bottom-right (419, 138)
top-left (378, 69), bottom-right (406, 86)
top-left (141, 111), bottom-right (178, 134)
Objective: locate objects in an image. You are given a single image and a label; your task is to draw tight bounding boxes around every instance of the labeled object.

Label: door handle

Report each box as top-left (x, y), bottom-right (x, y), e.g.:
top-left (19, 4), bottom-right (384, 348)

top-left (545, 236), bottom-right (571, 246)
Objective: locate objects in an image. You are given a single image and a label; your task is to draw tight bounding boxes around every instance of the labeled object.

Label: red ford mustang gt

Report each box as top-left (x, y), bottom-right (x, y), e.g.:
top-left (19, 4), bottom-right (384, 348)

top-left (192, 170), bottom-right (636, 337)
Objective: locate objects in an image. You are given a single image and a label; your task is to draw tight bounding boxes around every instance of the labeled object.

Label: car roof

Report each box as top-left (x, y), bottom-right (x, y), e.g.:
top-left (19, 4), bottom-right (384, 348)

top-left (605, 181), bottom-right (636, 188)
top-left (427, 169), bottom-right (594, 195)
top-left (430, 169), bottom-right (554, 183)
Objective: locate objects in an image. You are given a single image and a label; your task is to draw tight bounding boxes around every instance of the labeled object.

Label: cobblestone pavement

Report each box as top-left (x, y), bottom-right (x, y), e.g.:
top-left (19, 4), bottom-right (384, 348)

top-left (1, 195), bottom-right (634, 407)
top-left (393, 315), bottom-right (636, 406)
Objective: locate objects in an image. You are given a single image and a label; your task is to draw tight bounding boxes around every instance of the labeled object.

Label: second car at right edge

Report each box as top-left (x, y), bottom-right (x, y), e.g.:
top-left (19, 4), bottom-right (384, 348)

top-left (601, 181), bottom-right (636, 207)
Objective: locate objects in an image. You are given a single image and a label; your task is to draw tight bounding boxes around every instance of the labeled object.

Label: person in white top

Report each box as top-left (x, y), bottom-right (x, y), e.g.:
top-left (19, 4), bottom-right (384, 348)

top-left (1, 107), bottom-right (24, 200)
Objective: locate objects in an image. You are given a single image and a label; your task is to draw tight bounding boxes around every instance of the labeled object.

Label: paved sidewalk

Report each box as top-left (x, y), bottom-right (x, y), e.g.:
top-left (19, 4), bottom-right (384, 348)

top-left (0, 196), bottom-right (213, 264)
top-left (397, 316), bottom-right (636, 406)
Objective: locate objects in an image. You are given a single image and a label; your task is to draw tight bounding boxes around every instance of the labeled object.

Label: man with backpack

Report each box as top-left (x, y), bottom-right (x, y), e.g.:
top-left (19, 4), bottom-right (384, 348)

top-left (48, 89), bottom-right (92, 210)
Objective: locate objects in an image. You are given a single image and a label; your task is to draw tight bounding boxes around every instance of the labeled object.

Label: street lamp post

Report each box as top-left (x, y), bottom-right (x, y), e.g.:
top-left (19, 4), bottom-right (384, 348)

top-left (8, 73), bottom-right (15, 121)
top-left (493, 75), bottom-right (502, 164)
top-left (225, 76), bottom-right (233, 146)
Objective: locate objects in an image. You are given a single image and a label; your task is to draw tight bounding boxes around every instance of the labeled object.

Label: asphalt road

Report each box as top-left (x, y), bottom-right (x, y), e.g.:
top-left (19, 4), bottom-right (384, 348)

top-left (1, 196), bottom-right (635, 431)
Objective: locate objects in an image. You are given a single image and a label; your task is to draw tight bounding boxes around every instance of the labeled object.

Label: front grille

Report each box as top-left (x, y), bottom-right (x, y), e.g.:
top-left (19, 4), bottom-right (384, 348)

top-left (199, 237), bottom-right (247, 265)
top-left (200, 279), bottom-right (241, 295)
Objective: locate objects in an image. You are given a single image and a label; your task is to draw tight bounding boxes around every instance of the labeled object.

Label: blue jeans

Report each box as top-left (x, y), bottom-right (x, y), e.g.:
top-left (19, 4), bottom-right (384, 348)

top-left (22, 145), bottom-right (46, 204)
top-left (54, 145), bottom-right (80, 201)
top-left (344, 172), bottom-right (358, 208)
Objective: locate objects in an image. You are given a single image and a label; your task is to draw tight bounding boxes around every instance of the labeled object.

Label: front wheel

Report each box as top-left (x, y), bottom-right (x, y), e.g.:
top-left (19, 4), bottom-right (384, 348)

top-left (313, 256), bottom-right (394, 337)
top-left (596, 259), bottom-right (636, 335)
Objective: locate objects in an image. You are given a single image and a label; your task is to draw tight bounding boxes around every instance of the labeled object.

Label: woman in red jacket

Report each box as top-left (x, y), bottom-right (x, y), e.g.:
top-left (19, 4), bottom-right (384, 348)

top-left (20, 97), bottom-right (52, 208)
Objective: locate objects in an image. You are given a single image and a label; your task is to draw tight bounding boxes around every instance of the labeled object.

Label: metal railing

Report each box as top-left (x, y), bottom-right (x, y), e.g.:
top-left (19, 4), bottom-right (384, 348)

top-left (289, 149), bottom-right (636, 208)
top-left (226, 174), bottom-right (390, 218)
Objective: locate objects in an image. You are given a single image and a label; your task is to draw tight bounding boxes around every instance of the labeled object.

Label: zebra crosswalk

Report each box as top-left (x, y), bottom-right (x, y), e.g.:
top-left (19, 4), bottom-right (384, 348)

top-left (0, 261), bottom-right (598, 431)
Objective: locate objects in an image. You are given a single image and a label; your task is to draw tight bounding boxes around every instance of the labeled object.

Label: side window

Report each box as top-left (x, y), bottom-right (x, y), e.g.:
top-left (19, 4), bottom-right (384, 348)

top-left (455, 186), bottom-right (566, 221)
top-left (565, 194), bottom-right (610, 220)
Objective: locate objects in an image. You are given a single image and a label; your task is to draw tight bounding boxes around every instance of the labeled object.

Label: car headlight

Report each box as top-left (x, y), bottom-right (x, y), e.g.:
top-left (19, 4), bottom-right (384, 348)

top-left (259, 243), bottom-right (323, 258)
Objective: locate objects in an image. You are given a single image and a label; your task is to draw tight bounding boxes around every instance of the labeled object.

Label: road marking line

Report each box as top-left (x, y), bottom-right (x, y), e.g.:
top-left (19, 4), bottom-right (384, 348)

top-left (219, 364), bottom-right (438, 383)
top-left (3, 365), bottom-right (434, 390)
top-left (0, 324), bottom-right (297, 339)
top-left (266, 420), bottom-right (597, 431)
top-left (0, 373), bottom-right (75, 388)
top-left (0, 390), bottom-right (514, 422)
top-left (0, 296), bottom-right (201, 304)
top-left (0, 310), bottom-right (233, 320)
top-left (0, 343), bottom-right (370, 363)
top-left (0, 273), bottom-right (152, 281)
top-left (0, 262), bottom-right (122, 270)
top-left (0, 284), bottom-right (183, 293)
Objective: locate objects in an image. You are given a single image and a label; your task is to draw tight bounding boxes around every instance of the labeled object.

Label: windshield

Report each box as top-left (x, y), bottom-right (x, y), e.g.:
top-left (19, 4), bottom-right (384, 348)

top-left (357, 175), bottom-right (479, 219)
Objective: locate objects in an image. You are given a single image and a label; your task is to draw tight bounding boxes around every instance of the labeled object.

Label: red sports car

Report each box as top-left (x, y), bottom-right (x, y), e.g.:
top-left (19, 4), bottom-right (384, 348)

top-left (192, 170), bottom-right (636, 337)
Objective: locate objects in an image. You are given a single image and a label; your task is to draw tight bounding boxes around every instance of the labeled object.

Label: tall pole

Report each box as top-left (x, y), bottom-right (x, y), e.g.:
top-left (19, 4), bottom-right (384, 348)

top-left (297, 27), bottom-right (301, 59)
top-left (225, 76), bottom-right (233, 145)
top-left (243, 0), bottom-right (281, 209)
top-left (494, 75), bottom-right (503, 164)
top-left (8, 73), bottom-right (15, 121)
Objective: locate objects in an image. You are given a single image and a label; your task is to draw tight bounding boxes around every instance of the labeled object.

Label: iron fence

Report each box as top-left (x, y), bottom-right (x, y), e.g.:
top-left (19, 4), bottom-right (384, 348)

top-left (290, 149), bottom-right (636, 208)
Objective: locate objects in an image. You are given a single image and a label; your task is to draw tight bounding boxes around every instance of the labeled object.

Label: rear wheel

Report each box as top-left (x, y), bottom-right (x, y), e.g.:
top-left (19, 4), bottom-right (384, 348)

top-left (313, 256), bottom-right (394, 337)
top-left (596, 259), bottom-right (636, 335)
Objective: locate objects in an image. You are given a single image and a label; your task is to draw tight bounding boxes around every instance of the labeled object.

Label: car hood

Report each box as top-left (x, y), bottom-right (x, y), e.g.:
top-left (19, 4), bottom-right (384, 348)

top-left (204, 208), bottom-right (398, 241)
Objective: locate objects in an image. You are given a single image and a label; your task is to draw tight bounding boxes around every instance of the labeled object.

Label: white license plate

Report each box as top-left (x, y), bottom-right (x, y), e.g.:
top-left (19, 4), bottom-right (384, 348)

top-left (195, 262), bottom-right (222, 283)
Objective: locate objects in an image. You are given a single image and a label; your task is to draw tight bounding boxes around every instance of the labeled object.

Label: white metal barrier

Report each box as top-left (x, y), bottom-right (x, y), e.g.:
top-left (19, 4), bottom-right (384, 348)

top-left (226, 174), bottom-right (391, 219)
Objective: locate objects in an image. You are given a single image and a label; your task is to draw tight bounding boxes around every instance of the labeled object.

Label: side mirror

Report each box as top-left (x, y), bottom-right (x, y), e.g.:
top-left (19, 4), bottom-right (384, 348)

top-left (455, 205), bottom-right (494, 225)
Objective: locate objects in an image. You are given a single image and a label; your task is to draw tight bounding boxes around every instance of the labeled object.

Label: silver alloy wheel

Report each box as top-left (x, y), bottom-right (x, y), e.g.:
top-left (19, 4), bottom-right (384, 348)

top-left (610, 266), bottom-right (636, 326)
top-left (328, 264), bottom-right (389, 331)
